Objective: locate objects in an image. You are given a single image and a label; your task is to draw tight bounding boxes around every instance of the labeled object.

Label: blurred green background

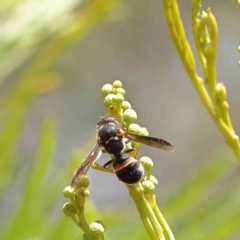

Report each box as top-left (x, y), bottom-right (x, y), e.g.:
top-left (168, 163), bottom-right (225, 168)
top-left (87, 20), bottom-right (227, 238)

top-left (0, 0), bottom-right (240, 239)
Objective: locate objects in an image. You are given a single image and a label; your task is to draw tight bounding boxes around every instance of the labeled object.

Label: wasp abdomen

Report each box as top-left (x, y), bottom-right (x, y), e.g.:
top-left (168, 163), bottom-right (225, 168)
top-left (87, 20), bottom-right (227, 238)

top-left (113, 154), bottom-right (144, 184)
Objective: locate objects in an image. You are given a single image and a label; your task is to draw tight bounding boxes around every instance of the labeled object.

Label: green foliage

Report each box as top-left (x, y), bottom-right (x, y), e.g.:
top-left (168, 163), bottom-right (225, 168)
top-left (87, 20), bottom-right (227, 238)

top-left (0, 1), bottom-right (239, 240)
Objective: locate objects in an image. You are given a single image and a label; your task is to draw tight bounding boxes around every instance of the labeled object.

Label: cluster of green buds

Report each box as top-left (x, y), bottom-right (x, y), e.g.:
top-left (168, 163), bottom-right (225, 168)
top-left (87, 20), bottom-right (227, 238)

top-left (101, 80), bottom-right (149, 152)
top-left (62, 176), bottom-right (106, 240)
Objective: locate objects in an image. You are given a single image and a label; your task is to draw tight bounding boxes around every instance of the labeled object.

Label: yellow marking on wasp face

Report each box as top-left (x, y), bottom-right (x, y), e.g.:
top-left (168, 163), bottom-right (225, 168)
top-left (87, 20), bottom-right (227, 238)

top-left (105, 140), bottom-right (109, 144)
top-left (114, 137), bottom-right (119, 140)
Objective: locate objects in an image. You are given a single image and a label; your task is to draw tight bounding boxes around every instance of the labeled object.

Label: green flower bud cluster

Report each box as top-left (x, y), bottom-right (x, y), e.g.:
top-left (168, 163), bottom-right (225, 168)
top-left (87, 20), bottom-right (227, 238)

top-left (101, 81), bottom-right (126, 109)
top-left (62, 176), bottom-right (106, 239)
top-left (101, 80), bottom-right (150, 136)
top-left (101, 80), bottom-right (152, 172)
top-left (62, 183), bottom-right (91, 218)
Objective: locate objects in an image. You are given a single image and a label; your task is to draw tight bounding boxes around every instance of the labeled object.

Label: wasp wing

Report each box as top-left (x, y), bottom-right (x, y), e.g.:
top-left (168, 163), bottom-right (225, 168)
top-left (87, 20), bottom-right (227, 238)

top-left (71, 144), bottom-right (102, 189)
top-left (123, 133), bottom-right (174, 152)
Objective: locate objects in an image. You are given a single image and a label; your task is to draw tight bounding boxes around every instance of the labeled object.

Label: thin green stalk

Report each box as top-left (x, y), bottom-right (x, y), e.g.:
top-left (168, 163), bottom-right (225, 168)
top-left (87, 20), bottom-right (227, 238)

top-left (127, 184), bottom-right (165, 240)
top-left (148, 194), bottom-right (175, 240)
top-left (162, 0), bottom-right (240, 161)
top-left (70, 196), bottom-right (91, 235)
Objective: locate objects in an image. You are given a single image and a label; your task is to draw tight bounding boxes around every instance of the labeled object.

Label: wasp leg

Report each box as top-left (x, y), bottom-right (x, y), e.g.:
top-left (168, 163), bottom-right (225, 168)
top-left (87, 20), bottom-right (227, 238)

top-left (103, 159), bottom-right (114, 168)
top-left (123, 148), bottom-right (137, 157)
top-left (91, 162), bottom-right (114, 173)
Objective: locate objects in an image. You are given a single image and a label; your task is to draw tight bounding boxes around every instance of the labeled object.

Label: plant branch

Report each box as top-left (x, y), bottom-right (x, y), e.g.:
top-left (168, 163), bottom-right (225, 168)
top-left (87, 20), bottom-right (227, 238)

top-left (162, 0), bottom-right (240, 161)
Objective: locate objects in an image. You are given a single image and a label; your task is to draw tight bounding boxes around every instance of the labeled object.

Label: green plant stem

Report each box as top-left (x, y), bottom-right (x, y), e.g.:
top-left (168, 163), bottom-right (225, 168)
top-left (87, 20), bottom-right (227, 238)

top-left (127, 184), bottom-right (165, 240)
top-left (162, 0), bottom-right (240, 161)
top-left (70, 196), bottom-right (91, 235)
top-left (71, 215), bottom-right (82, 228)
top-left (148, 194), bottom-right (175, 240)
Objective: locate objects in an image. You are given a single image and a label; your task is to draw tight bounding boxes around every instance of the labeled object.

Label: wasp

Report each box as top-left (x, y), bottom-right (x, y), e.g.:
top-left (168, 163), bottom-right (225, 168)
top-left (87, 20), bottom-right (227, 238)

top-left (71, 117), bottom-right (174, 188)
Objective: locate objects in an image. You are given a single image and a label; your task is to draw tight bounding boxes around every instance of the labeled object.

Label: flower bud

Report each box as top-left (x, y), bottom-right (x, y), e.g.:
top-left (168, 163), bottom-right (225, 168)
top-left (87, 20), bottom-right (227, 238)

top-left (123, 109), bottom-right (137, 123)
top-left (140, 156), bottom-right (153, 170)
top-left (63, 186), bottom-right (75, 198)
top-left (79, 175), bottom-right (90, 188)
top-left (115, 88), bottom-right (126, 95)
top-left (95, 220), bottom-right (106, 232)
top-left (142, 180), bottom-right (156, 194)
top-left (104, 94), bottom-right (115, 108)
top-left (139, 127), bottom-right (149, 136)
top-left (214, 82), bottom-right (226, 103)
top-left (89, 221), bottom-right (105, 236)
top-left (111, 88), bottom-right (117, 94)
top-left (201, 10), bottom-right (208, 20)
top-left (62, 202), bottom-right (76, 217)
top-left (144, 175), bottom-right (158, 187)
top-left (122, 101), bottom-right (131, 111)
top-left (223, 101), bottom-right (229, 110)
top-left (127, 124), bottom-right (141, 135)
top-left (76, 187), bottom-right (90, 198)
top-left (101, 84), bottom-right (113, 97)
top-left (112, 80), bottom-right (122, 88)
top-left (113, 93), bottom-right (124, 104)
